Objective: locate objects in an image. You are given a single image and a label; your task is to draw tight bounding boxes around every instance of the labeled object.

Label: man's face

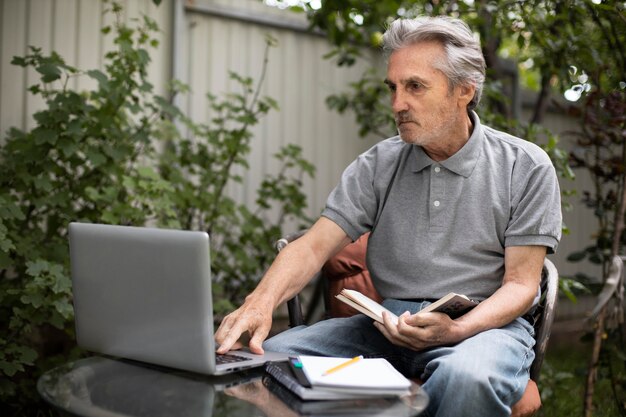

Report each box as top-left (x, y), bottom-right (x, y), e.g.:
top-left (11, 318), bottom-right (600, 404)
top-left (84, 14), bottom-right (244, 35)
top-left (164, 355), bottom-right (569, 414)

top-left (385, 41), bottom-right (472, 155)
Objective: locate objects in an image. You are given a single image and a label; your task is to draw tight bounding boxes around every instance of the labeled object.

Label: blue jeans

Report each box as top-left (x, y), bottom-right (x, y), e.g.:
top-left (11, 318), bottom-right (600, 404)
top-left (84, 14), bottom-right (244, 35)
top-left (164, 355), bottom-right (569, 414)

top-left (264, 299), bottom-right (535, 417)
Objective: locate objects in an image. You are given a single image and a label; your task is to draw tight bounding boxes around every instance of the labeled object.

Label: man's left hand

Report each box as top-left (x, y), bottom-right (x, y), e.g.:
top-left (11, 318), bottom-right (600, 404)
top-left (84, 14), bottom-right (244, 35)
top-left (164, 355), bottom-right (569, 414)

top-left (374, 311), bottom-right (462, 351)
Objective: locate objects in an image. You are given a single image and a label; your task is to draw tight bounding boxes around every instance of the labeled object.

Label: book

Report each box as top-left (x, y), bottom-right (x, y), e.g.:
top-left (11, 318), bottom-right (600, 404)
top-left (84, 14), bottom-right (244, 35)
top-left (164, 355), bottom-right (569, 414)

top-left (335, 290), bottom-right (399, 325)
top-left (335, 289), bottom-right (479, 322)
top-left (416, 292), bottom-right (479, 318)
top-left (264, 362), bottom-right (374, 400)
top-left (262, 375), bottom-right (410, 415)
top-left (298, 355), bottom-right (411, 396)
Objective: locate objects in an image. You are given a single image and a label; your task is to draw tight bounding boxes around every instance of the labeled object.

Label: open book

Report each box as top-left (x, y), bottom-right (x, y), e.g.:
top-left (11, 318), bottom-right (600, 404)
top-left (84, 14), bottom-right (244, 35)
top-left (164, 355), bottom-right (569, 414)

top-left (335, 289), bottom-right (479, 323)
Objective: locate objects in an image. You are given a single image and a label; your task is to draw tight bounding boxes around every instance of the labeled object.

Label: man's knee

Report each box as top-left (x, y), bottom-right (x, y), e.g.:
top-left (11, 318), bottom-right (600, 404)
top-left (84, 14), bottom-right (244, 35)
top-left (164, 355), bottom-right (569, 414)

top-left (263, 325), bottom-right (308, 354)
top-left (262, 316), bottom-right (384, 357)
top-left (423, 352), bottom-right (527, 416)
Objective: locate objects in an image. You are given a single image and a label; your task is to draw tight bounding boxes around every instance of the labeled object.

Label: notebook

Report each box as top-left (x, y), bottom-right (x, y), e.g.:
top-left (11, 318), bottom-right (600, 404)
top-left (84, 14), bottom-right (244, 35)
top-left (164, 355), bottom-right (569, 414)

top-left (68, 222), bottom-right (289, 375)
top-left (298, 355), bottom-right (411, 396)
top-left (262, 374), bottom-right (416, 416)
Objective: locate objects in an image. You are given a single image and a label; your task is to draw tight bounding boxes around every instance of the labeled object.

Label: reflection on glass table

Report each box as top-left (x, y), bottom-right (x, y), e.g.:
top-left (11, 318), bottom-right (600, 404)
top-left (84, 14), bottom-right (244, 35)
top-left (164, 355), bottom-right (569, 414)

top-left (38, 356), bottom-right (429, 417)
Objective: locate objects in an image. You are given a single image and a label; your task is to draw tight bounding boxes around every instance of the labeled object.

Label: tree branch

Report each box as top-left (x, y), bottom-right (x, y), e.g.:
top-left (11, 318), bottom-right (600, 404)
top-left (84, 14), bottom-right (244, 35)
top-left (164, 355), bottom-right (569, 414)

top-left (530, 73), bottom-right (551, 125)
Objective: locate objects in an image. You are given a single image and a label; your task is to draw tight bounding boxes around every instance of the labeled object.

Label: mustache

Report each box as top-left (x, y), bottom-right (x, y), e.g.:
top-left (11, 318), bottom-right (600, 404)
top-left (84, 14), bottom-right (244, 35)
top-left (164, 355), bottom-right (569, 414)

top-left (395, 111), bottom-right (417, 125)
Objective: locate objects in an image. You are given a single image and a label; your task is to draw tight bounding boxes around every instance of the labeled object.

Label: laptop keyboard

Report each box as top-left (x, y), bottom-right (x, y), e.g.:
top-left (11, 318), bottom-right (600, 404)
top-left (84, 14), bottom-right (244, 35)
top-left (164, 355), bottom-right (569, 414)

top-left (216, 353), bottom-right (253, 365)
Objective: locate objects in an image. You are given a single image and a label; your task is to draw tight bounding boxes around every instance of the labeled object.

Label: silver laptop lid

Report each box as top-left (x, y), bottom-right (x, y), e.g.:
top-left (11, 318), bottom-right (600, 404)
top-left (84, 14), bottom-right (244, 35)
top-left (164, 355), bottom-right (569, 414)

top-left (69, 223), bottom-right (218, 374)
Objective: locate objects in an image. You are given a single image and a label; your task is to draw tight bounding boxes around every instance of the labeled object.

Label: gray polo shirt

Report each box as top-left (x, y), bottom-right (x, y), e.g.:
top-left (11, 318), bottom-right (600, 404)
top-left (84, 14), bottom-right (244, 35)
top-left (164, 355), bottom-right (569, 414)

top-left (321, 112), bottom-right (562, 301)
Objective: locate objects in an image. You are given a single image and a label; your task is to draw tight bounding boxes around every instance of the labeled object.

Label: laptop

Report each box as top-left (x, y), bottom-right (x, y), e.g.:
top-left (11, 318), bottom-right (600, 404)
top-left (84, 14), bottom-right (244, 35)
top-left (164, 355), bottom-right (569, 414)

top-left (68, 222), bottom-right (289, 375)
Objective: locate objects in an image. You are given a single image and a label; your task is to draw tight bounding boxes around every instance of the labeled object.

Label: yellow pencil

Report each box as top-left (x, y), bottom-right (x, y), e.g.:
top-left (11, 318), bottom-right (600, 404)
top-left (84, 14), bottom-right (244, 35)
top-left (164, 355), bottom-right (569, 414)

top-left (322, 355), bottom-right (363, 376)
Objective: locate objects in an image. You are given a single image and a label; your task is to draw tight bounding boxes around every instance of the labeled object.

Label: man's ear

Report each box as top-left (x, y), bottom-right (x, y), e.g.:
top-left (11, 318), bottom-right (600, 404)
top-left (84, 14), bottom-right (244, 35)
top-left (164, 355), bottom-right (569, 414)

top-left (457, 83), bottom-right (476, 108)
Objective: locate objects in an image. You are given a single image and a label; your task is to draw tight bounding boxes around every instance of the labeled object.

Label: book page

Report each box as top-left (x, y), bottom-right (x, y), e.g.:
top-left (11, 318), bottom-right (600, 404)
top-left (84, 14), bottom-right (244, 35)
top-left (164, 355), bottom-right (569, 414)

top-left (336, 289), bottom-right (477, 322)
top-left (418, 292), bottom-right (478, 317)
top-left (340, 289), bottom-right (399, 324)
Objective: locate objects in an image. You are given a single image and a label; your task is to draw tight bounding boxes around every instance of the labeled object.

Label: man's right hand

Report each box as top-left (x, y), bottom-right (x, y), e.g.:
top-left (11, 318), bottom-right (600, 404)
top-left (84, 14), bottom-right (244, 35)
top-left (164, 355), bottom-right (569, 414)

top-left (214, 217), bottom-right (351, 355)
top-left (214, 298), bottom-right (274, 355)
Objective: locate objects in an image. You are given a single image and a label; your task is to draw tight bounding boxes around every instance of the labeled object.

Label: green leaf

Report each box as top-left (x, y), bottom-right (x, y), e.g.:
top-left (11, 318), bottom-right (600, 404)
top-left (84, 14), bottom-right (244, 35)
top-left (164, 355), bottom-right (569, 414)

top-left (0, 361), bottom-right (22, 377)
top-left (0, 222), bottom-right (15, 252)
top-left (20, 293), bottom-right (44, 308)
top-left (139, 81), bottom-right (153, 92)
top-left (11, 56), bottom-right (27, 67)
top-left (36, 63), bottom-right (62, 83)
top-left (87, 69), bottom-right (109, 89)
top-left (33, 129), bottom-right (57, 145)
top-left (86, 149), bottom-right (107, 167)
top-left (137, 166), bottom-right (158, 179)
top-left (25, 260), bottom-right (49, 277)
top-left (58, 137), bottom-right (79, 157)
top-left (566, 250), bottom-right (587, 262)
top-left (0, 251), bottom-right (13, 269)
top-left (19, 347), bottom-right (37, 364)
top-left (34, 177), bottom-right (54, 193)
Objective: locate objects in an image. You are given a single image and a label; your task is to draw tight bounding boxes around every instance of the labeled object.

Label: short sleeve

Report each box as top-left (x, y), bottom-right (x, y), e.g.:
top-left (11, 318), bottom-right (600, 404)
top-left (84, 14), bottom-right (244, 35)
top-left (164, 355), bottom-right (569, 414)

top-left (505, 156), bottom-right (562, 254)
top-left (321, 138), bottom-right (412, 241)
top-left (321, 151), bottom-right (379, 241)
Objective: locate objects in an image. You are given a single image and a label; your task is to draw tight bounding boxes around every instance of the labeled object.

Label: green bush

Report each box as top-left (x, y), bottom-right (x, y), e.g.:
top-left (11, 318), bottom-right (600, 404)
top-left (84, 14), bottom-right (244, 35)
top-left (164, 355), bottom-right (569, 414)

top-left (0, 2), bottom-right (314, 414)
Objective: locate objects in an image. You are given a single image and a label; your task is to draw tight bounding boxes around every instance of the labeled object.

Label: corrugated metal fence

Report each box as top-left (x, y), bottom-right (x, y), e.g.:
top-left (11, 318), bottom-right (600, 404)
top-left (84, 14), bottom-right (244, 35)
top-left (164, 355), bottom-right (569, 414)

top-left (0, 0), bottom-right (599, 283)
top-left (0, 0), bottom-right (379, 219)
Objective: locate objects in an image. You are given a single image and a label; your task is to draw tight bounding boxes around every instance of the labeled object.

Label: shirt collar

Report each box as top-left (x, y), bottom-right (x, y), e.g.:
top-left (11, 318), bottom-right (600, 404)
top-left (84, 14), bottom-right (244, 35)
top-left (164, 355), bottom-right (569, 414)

top-left (410, 111), bottom-right (483, 178)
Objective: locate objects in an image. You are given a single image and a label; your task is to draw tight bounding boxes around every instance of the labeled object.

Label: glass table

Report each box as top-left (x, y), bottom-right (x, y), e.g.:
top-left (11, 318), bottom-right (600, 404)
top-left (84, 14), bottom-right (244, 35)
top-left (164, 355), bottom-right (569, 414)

top-left (38, 356), bottom-right (429, 417)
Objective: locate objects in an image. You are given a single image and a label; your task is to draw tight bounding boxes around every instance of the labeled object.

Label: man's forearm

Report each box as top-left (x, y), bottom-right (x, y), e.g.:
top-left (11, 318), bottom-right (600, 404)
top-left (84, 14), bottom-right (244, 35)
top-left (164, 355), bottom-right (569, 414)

top-left (453, 280), bottom-right (538, 339)
top-left (245, 237), bottom-right (332, 311)
top-left (247, 218), bottom-right (351, 310)
top-left (215, 217), bottom-right (351, 353)
top-left (386, 245), bottom-right (547, 350)
top-left (377, 279), bottom-right (539, 351)
top-left (454, 245), bottom-right (546, 341)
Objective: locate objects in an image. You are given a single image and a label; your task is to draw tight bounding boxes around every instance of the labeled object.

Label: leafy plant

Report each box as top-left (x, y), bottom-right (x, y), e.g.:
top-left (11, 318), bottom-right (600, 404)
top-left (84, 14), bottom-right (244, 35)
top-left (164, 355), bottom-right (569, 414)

top-left (1, 7), bottom-right (166, 407)
top-left (0, 2), bottom-right (314, 415)
top-left (566, 89), bottom-right (626, 417)
top-left (538, 345), bottom-right (624, 417)
top-left (158, 42), bottom-right (315, 314)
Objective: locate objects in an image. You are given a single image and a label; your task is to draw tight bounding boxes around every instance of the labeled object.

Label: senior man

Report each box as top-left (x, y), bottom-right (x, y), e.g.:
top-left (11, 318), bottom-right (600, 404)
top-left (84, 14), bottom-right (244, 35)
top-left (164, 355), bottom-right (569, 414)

top-left (215, 16), bottom-right (561, 417)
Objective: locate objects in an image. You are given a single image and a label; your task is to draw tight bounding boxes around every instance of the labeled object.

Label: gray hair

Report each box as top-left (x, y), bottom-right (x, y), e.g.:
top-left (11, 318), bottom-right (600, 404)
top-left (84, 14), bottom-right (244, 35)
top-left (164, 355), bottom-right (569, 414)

top-left (382, 16), bottom-right (486, 110)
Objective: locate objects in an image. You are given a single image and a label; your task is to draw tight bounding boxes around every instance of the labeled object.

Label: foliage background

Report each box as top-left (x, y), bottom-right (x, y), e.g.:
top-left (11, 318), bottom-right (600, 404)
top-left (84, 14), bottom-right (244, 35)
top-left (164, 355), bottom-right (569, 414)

top-left (0, 2), bottom-right (314, 415)
top-left (0, 0), bottom-right (624, 415)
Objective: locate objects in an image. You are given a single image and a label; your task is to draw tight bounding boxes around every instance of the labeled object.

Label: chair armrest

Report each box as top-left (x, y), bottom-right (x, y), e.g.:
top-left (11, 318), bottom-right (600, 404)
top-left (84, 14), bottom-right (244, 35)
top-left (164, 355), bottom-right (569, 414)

top-left (275, 229), bottom-right (309, 252)
top-left (287, 297), bottom-right (304, 327)
top-left (276, 230), bottom-right (309, 327)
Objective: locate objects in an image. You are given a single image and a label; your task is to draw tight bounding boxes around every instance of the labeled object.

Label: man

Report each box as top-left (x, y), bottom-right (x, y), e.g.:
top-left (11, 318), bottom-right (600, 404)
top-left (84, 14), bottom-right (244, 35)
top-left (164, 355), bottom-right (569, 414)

top-left (215, 16), bottom-right (561, 417)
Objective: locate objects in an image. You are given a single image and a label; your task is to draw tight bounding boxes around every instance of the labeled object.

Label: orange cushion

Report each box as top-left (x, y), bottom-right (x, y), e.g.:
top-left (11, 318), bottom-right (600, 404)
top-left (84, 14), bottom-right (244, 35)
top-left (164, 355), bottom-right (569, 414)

top-left (322, 233), bottom-right (370, 279)
top-left (511, 379), bottom-right (541, 417)
top-left (322, 234), bottom-right (383, 317)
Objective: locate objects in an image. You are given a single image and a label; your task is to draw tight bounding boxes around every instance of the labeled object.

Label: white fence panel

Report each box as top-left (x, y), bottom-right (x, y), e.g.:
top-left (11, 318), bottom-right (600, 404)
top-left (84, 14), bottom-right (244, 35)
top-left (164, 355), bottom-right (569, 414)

top-left (181, 1), bottom-right (380, 219)
top-left (0, 0), bottom-right (171, 134)
top-left (0, 0), bottom-right (593, 281)
top-left (0, 0), bottom-right (378, 221)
